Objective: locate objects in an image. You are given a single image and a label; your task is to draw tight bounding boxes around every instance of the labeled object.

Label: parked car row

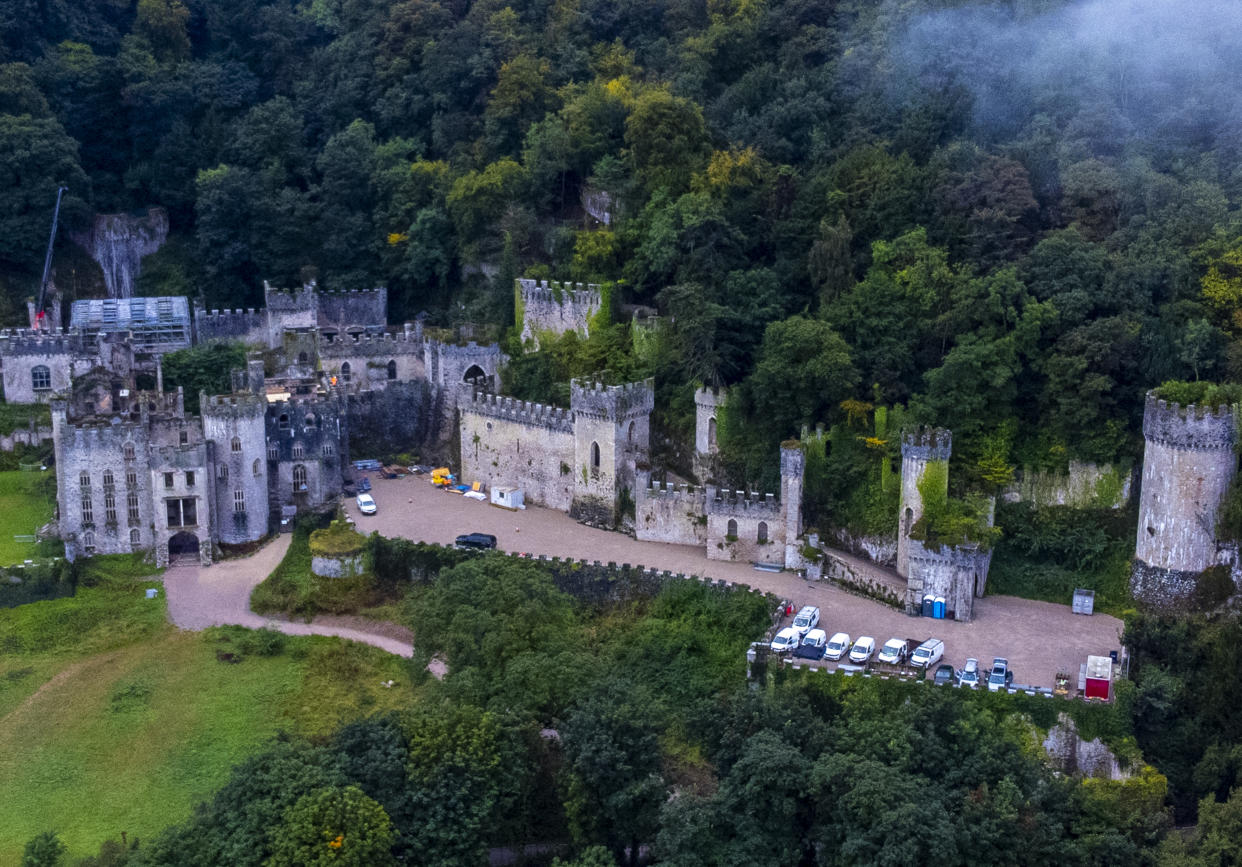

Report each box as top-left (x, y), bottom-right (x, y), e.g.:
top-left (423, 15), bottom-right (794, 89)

top-left (769, 609), bottom-right (1020, 689)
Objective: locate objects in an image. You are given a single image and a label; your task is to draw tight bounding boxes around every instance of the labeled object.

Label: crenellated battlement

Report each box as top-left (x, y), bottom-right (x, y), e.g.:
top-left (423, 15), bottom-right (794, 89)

top-left (516, 278), bottom-right (602, 308)
top-left (319, 330), bottom-right (424, 358)
top-left (264, 280), bottom-right (317, 312)
top-left (1142, 392), bottom-right (1238, 451)
top-left (645, 479), bottom-right (707, 502)
top-left (570, 378), bottom-right (655, 420)
top-left (0, 328), bottom-right (92, 356)
top-left (901, 425), bottom-right (952, 461)
top-left (464, 390), bottom-right (575, 433)
top-left (202, 393), bottom-right (266, 418)
top-left (706, 485), bottom-right (782, 519)
top-left (694, 385), bottom-right (728, 409)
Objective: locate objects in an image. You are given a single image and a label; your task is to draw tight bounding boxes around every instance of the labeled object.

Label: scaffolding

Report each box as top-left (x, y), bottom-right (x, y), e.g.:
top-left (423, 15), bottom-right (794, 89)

top-left (70, 297), bottom-right (191, 352)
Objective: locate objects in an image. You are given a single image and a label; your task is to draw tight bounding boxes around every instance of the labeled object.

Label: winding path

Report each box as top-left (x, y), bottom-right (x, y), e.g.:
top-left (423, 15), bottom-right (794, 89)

top-left (162, 534), bottom-right (415, 658)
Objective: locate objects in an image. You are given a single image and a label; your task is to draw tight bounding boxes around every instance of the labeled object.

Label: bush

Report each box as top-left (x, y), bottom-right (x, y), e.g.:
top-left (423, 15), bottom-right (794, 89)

top-left (1151, 380), bottom-right (1242, 408)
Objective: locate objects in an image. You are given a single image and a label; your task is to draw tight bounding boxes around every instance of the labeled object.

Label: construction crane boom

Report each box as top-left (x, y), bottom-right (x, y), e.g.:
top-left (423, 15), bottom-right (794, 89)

top-left (35, 186), bottom-right (67, 325)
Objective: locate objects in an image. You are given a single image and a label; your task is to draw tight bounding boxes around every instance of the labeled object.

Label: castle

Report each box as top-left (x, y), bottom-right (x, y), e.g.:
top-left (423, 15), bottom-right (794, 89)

top-left (515, 278), bottom-right (604, 349)
top-left (11, 281), bottom-right (506, 566)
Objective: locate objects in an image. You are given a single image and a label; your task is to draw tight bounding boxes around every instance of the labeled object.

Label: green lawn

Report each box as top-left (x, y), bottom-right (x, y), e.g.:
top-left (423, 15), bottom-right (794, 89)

top-left (0, 575), bottom-right (418, 865)
top-left (0, 470), bottom-right (55, 567)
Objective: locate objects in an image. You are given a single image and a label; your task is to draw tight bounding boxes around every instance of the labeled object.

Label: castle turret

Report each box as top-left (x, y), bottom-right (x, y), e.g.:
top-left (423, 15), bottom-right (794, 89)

top-left (897, 427), bottom-right (952, 579)
top-left (1132, 391), bottom-right (1239, 608)
top-left (569, 379), bottom-right (654, 526)
top-left (781, 442), bottom-right (805, 569)
top-left (694, 386), bottom-right (727, 480)
top-left (201, 392), bottom-right (270, 545)
top-left (516, 278), bottom-right (605, 349)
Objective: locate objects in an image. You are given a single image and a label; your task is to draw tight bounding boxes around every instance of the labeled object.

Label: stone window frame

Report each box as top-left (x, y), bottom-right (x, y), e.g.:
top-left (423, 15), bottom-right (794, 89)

top-left (164, 472), bottom-right (174, 489)
top-left (218, 464), bottom-right (229, 481)
top-left (757, 521), bottom-right (768, 544)
top-left (81, 493), bottom-right (94, 525)
top-left (322, 441), bottom-right (334, 457)
top-left (79, 470), bottom-right (90, 489)
top-left (103, 469), bottom-right (114, 490)
top-left (387, 359), bottom-right (397, 380)
top-left (129, 528), bottom-right (140, 547)
top-left (233, 489), bottom-right (246, 514)
top-left (278, 413), bottom-right (290, 430)
top-left (185, 471), bottom-right (196, 487)
top-left (179, 430), bottom-right (189, 445)
top-left (267, 444), bottom-right (279, 460)
top-left (292, 442), bottom-right (304, 459)
top-left (292, 464), bottom-right (308, 491)
top-left (253, 459), bottom-right (262, 477)
top-left (231, 436), bottom-right (242, 453)
top-left (166, 497), bottom-right (197, 528)
top-left (340, 362), bottom-right (352, 383)
top-left (82, 529), bottom-right (95, 555)
top-left (125, 471), bottom-right (137, 488)
top-left (123, 442), bottom-right (136, 461)
top-left (104, 491), bottom-right (117, 524)
top-left (127, 490), bottom-right (140, 522)
top-left (31, 365), bottom-right (51, 392)
top-left (727, 518), bottom-right (738, 539)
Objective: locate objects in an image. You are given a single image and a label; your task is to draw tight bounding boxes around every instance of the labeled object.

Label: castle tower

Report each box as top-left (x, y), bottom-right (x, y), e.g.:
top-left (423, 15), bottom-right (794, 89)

top-left (1132, 391), bottom-right (1239, 607)
top-left (896, 427), bottom-right (952, 579)
top-left (569, 379), bottom-right (654, 526)
top-left (201, 392), bottom-right (270, 545)
top-left (693, 386), bottom-right (727, 480)
top-left (516, 278), bottom-right (605, 349)
top-left (780, 442), bottom-right (805, 569)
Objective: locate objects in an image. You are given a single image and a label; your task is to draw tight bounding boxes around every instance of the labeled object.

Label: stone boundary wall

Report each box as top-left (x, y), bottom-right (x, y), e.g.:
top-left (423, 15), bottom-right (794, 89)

top-left (0, 425), bottom-right (53, 452)
top-left (1005, 461), bottom-right (1132, 510)
top-left (820, 550), bottom-right (903, 608)
top-left (193, 307), bottom-right (267, 344)
top-left (635, 479), bottom-right (708, 546)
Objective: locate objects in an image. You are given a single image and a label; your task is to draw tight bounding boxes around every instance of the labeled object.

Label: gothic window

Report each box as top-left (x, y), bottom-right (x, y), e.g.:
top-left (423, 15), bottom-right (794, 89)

top-left (125, 471), bottom-right (137, 488)
top-left (903, 507), bottom-right (913, 538)
top-left (231, 436), bottom-right (241, 453)
top-left (105, 491), bottom-right (117, 524)
top-left (79, 471), bottom-right (90, 489)
top-left (292, 442), bottom-right (304, 459)
top-left (179, 430), bottom-right (188, 445)
top-left (278, 413), bottom-right (290, 430)
top-left (322, 442), bottom-right (334, 457)
top-left (298, 351), bottom-right (308, 364)
top-left (81, 493), bottom-right (94, 524)
top-left (234, 490), bottom-right (246, 513)
top-left (103, 470), bottom-right (114, 490)
top-left (123, 442), bottom-right (135, 461)
top-left (727, 518), bottom-right (737, 538)
top-left (757, 521), bottom-right (768, 543)
top-left (708, 417), bottom-right (717, 449)
top-left (166, 498), bottom-right (197, 527)
top-left (590, 441), bottom-right (600, 470)
top-left (130, 528), bottom-right (140, 546)
top-left (31, 365), bottom-right (51, 391)
top-left (627, 421), bottom-right (634, 443)
top-left (340, 362), bottom-right (351, 383)
top-left (292, 464), bottom-right (308, 491)
top-left (305, 414), bottom-right (316, 427)
top-left (82, 530), bottom-right (95, 554)
top-left (387, 360), bottom-right (397, 380)
top-left (253, 459), bottom-right (261, 477)
top-left (127, 491), bottom-right (140, 521)
top-left (218, 465), bottom-right (229, 481)
top-left (267, 444), bottom-right (278, 460)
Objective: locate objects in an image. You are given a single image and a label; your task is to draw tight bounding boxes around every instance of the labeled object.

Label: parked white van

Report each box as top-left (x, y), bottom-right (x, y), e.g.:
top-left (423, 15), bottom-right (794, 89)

top-left (791, 605), bottom-right (820, 637)
top-left (910, 638), bottom-right (945, 669)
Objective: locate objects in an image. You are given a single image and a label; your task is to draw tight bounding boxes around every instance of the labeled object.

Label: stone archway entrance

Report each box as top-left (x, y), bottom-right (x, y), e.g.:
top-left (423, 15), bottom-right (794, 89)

top-left (168, 531), bottom-right (200, 565)
top-left (463, 363), bottom-right (487, 383)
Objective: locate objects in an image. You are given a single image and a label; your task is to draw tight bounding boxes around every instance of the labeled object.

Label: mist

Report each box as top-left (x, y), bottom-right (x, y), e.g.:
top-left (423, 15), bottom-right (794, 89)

top-left (889, 0), bottom-right (1242, 153)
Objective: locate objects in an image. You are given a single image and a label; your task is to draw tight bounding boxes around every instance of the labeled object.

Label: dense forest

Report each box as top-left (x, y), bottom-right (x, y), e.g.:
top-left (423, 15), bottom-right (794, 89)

top-left (5, 0), bottom-right (1242, 487)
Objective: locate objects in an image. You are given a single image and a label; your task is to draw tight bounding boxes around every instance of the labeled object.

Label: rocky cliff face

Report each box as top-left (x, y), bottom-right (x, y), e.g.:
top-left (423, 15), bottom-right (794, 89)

top-left (71, 208), bottom-right (168, 298)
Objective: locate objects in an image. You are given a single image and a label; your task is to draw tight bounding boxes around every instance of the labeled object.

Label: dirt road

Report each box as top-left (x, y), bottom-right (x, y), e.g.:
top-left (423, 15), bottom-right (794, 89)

top-left (346, 475), bottom-right (1125, 688)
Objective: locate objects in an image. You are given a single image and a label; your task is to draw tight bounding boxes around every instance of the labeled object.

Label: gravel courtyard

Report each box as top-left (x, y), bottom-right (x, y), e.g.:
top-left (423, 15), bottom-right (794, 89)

top-left (346, 475), bottom-right (1125, 690)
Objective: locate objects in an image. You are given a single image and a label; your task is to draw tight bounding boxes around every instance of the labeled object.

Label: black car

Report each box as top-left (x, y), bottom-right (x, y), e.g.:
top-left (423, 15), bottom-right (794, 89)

top-left (933, 663), bottom-right (956, 686)
top-left (455, 533), bottom-right (498, 551)
top-left (792, 630), bottom-right (828, 660)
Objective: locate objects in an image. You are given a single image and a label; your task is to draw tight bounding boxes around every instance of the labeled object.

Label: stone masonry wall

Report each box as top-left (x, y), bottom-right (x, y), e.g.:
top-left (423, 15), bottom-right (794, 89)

top-left (706, 488), bottom-right (783, 565)
top-left (635, 478), bottom-right (708, 546)
top-left (1005, 461), bottom-right (1132, 509)
top-left (517, 278), bottom-right (602, 347)
top-left (459, 396), bottom-right (576, 512)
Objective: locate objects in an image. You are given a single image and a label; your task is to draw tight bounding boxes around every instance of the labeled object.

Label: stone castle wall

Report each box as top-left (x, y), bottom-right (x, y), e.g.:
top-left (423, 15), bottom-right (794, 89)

top-left (316, 288), bottom-right (387, 334)
top-left (1004, 461), bottom-right (1132, 510)
top-left (459, 394), bottom-right (576, 511)
top-left (193, 307), bottom-right (267, 346)
top-left (705, 487), bottom-right (783, 565)
top-left (635, 478), bottom-right (708, 546)
top-left (896, 427), bottom-right (951, 579)
top-left (201, 394), bottom-right (269, 544)
top-left (517, 278), bottom-right (602, 347)
top-left (0, 330), bottom-right (100, 404)
top-left (904, 539), bottom-right (989, 622)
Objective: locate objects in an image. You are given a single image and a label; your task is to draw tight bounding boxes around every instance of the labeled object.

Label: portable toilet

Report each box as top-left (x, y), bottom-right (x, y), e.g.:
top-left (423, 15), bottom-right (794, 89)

top-left (491, 486), bottom-right (525, 511)
top-left (1084, 655), bottom-right (1113, 700)
top-left (933, 596), bottom-right (946, 619)
top-left (922, 594), bottom-right (935, 617)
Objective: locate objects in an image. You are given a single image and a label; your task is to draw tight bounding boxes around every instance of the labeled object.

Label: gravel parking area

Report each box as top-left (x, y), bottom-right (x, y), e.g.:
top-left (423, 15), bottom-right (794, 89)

top-left (346, 476), bottom-right (1125, 689)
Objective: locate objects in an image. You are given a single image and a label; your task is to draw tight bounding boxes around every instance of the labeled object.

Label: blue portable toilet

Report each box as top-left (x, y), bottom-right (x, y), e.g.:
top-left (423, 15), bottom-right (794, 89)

top-left (933, 596), bottom-right (946, 619)
top-left (922, 594), bottom-right (935, 617)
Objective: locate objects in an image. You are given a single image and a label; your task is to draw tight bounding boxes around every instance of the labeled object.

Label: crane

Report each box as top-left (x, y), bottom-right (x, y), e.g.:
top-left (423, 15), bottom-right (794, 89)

top-left (33, 185), bottom-right (67, 329)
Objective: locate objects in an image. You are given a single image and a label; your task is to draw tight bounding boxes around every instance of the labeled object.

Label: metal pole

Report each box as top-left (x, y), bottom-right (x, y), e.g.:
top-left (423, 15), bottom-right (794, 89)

top-left (35, 186), bottom-right (68, 323)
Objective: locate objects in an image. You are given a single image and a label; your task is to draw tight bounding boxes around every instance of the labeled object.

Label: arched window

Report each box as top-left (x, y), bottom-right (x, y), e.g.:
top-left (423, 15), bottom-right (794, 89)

top-left (234, 490), bottom-right (246, 513)
top-left (253, 459), bottom-right (261, 477)
top-left (322, 442), bottom-right (334, 457)
top-left (627, 421), bottom-right (634, 443)
top-left (278, 413), bottom-right (289, 430)
top-left (129, 528), bottom-right (140, 546)
top-left (305, 414), bottom-right (317, 428)
top-left (267, 444), bottom-right (278, 460)
top-left (292, 464), bottom-right (307, 491)
top-left (231, 436), bottom-right (241, 453)
top-left (387, 360), bottom-right (397, 380)
top-left (123, 442), bottom-right (135, 461)
top-left (31, 365), bottom-right (51, 391)
top-left (292, 442), bottom-right (304, 458)
top-left (218, 464), bottom-right (229, 481)
top-left (102, 470), bottom-right (114, 489)
top-left (757, 521), bottom-right (769, 543)
top-left (727, 519), bottom-right (738, 538)
top-left (79, 471), bottom-right (90, 489)
top-left (463, 363), bottom-right (486, 383)
top-left (82, 530), bottom-right (95, 554)
top-left (903, 507), bottom-right (913, 537)
top-left (708, 417), bottom-right (717, 449)
top-left (340, 362), bottom-right (351, 383)
top-left (591, 441), bottom-right (600, 469)
top-left (298, 351), bottom-right (308, 364)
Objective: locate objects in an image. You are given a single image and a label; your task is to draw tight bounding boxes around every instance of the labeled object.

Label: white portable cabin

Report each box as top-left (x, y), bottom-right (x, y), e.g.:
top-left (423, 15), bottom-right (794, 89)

top-left (490, 486), bottom-right (525, 510)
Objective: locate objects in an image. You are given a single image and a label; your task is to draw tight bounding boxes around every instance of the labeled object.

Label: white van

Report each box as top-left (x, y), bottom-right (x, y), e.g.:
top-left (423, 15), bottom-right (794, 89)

top-left (791, 605), bottom-right (820, 636)
top-left (910, 638), bottom-right (945, 669)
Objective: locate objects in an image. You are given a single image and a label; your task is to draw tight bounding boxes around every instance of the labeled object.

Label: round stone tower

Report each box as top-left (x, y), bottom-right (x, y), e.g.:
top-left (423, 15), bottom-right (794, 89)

top-left (1132, 391), bottom-right (1239, 607)
top-left (201, 392), bottom-right (270, 545)
top-left (897, 427), bottom-right (952, 579)
top-left (780, 441), bottom-right (805, 569)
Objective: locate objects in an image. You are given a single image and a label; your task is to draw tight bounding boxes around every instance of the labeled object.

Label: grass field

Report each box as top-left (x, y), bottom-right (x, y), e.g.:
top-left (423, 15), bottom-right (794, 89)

top-left (0, 470), bottom-right (54, 567)
top-left (0, 572), bottom-right (419, 865)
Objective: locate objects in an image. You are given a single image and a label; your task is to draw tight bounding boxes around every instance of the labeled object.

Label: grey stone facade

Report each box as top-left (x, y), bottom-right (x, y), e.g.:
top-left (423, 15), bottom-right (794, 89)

top-left (517, 278), bottom-right (603, 348)
top-left (693, 386), bottom-right (726, 481)
top-left (896, 427), bottom-right (952, 579)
